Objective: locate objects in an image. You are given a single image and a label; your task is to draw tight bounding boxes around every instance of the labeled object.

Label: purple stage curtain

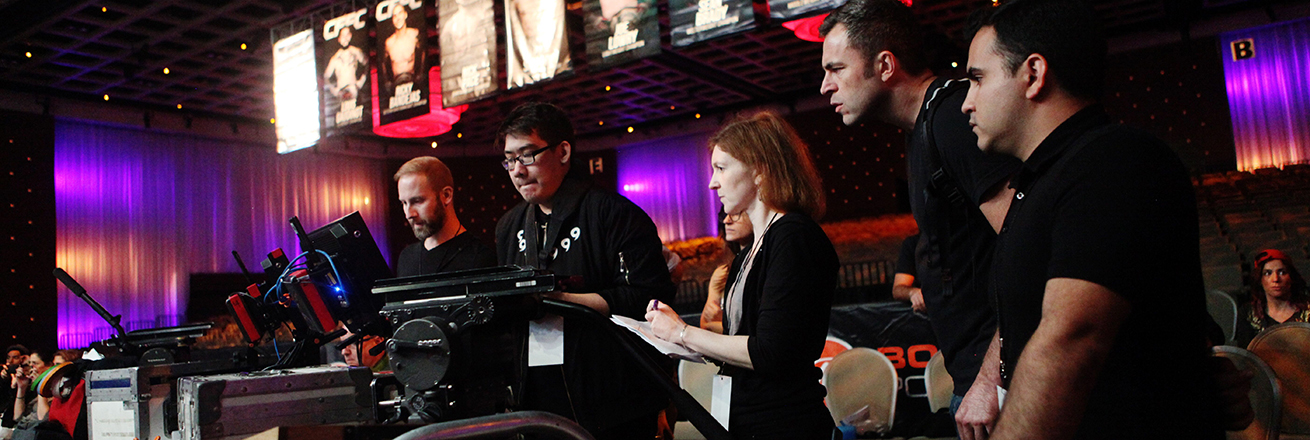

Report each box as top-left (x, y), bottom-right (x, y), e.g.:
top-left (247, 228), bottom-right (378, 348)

top-left (1221, 17), bottom-right (1310, 171)
top-left (55, 120), bottom-right (391, 348)
top-left (616, 132), bottom-right (718, 243)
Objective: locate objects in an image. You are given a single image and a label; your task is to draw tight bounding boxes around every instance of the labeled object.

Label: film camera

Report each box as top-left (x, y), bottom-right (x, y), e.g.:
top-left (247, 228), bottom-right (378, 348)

top-left (371, 266), bottom-right (555, 422)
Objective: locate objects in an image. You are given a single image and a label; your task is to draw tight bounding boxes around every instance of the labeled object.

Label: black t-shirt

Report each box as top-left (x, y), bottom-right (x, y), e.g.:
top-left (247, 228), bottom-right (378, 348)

top-left (395, 231), bottom-right (497, 277)
top-left (992, 106), bottom-right (1221, 439)
top-left (905, 77), bottom-right (1021, 395)
top-left (895, 233), bottom-right (918, 277)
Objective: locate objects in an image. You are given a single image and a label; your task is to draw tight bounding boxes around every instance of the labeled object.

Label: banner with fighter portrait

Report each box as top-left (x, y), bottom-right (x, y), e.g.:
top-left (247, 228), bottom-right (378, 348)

top-left (669, 0), bottom-right (755, 47)
top-left (374, 0), bottom-right (430, 125)
top-left (317, 8), bottom-right (371, 133)
top-left (582, 0), bottom-right (660, 68)
top-left (439, 0), bottom-right (498, 107)
top-left (505, 0), bottom-right (572, 89)
top-left (767, 0), bottom-right (840, 20)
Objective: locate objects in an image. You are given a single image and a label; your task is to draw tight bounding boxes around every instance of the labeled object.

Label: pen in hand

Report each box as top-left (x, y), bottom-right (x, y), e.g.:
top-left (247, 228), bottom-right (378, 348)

top-left (650, 300), bottom-right (660, 312)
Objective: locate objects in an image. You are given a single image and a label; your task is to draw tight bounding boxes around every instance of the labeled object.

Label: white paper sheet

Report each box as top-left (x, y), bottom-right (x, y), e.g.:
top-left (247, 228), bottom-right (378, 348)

top-left (89, 401), bottom-right (136, 440)
top-left (609, 315), bottom-right (706, 363)
top-left (528, 314), bottom-right (565, 366)
top-left (712, 374), bottom-right (732, 428)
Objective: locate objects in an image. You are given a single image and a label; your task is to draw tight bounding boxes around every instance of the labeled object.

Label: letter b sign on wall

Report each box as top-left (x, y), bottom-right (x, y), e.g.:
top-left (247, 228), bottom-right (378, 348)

top-left (1231, 38), bottom-right (1255, 61)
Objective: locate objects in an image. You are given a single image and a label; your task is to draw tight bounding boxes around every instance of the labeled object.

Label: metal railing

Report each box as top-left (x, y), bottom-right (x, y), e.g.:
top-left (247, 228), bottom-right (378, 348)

top-left (393, 411), bottom-right (595, 440)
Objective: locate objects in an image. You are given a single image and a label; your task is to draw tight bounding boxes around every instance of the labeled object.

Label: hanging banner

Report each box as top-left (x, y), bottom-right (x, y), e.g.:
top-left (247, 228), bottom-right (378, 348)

top-left (670, 0), bottom-right (755, 47)
top-left (439, 0), bottom-right (498, 107)
top-left (583, 0), bottom-right (660, 68)
top-left (375, 0), bottom-right (429, 125)
top-left (768, 0), bottom-right (840, 21)
top-left (505, 0), bottom-right (572, 88)
top-left (273, 29), bottom-right (320, 154)
top-left (318, 8), bottom-right (371, 133)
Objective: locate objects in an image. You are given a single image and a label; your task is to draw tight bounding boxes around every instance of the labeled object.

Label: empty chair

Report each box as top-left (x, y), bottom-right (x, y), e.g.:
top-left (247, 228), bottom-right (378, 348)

top-left (1215, 346), bottom-right (1282, 440)
top-left (1234, 231), bottom-right (1289, 251)
top-left (924, 350), bottom-right (954, 413)
top-left (824, 347), bottom-right (897, 435)
top-left (1206, 265), bottom-right (1247, 294)
top-left (1208, 289), bottom-right (1240, 345)
top-left (1248, 323), bottom-right (1310, 435)
top-left (1202, 249), bottom-right (1242, 267)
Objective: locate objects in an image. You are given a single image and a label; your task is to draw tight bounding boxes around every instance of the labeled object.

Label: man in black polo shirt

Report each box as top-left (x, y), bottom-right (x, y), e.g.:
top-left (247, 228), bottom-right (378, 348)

top-left (493, 102), bottom-right (674, 439)
top-left (962, 1), bottom-right (1221, 438)
top-left (819, 2), bottom-right (1020, 437)
top-left (394, 156), bottom-right (496, 276)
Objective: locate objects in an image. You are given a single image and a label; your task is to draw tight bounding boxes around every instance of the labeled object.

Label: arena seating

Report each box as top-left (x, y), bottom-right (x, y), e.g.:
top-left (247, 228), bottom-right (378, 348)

top-left (1196, 166), bottom-right (1310, 296)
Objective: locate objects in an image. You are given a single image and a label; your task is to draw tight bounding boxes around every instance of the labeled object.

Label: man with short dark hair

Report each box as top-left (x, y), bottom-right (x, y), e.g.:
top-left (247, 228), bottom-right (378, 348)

top-left (962, 1), bottom-right (1222, 438)
top-left (819, 1), bottom-right (1019, 437)
top-left (394, 156), bottom-right (496, 276)
top-left (1, 345), bottom-right (30, 438)
top-left (493, 102), bottom-right (674, 439)
top-left (0, 345), bottom-right (30, 437)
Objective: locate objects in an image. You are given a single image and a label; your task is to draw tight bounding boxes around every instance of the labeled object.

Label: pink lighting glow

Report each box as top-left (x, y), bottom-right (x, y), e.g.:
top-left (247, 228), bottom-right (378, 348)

top-left (371, 66), bottom-right (467, 138)
top-left (783, 14), bottom-right (827, 42)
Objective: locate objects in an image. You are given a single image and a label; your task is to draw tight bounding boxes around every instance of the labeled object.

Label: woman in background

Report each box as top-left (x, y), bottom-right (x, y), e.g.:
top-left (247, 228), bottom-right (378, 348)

top-left (1236, 249), bottom-right (1310, 346)
top-left (646, 111), bottom-right (837, 439)
top-left (10, 349), bottom-right (53, 426)
top-left (701, 211), bottom-right (753, 334)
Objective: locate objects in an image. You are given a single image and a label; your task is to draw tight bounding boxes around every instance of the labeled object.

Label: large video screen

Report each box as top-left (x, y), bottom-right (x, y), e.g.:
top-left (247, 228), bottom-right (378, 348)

top-left (375, 0), bottom-right (430, 125)
top-left (506, 0), bottom-right (572, 88)
top-left (274, 29), bottom-right (321, 154)
top-left (440, 0), bottom-right (498, 107)
top-left (318, 8), bottom-right (372, 134)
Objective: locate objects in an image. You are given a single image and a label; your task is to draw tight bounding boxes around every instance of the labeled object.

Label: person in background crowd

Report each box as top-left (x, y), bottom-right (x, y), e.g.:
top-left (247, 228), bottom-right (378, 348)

top-left (646, 111), bottom-right (838, 439)
top-left (892, 233), bottom-right (925, 313)
top-left (1, 345), bottom-right (30, 440)
top-left (701, 211), bottom-right (754, 334)
top-left (1236, 249), bottom-right (1310, 346)
top-left (50, 351), bottom-right (80, 366)
top-left (10, 349), bottom-right (53, 426)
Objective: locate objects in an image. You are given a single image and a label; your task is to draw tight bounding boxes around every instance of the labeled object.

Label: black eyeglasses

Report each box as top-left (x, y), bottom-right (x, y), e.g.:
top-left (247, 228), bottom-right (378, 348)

top-left (502, 142), bottom-right (558, 170)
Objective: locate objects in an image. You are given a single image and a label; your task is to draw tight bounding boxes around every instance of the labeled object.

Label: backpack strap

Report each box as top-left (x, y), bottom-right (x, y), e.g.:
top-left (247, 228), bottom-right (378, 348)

top-left (922, 79), bottom-right (971, 207)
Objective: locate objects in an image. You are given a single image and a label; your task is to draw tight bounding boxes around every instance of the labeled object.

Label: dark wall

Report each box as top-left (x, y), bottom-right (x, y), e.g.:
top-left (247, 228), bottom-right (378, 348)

top-left (787, 108), bottom-right (911, 222)
top-left (1103, 37), bottom-right (1237, 174)
top-left (1, 111), bottom-right (56, 351)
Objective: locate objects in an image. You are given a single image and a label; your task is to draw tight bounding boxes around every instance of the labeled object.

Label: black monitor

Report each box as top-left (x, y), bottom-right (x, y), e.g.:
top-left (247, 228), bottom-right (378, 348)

top-left (300, 211), bottom-right (392, 334)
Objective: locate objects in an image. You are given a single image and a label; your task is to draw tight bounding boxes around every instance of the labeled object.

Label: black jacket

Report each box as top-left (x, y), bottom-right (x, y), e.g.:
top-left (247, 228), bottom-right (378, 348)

top-left (494, 175), bottom-right (675, 432)
top-left (722, 212), bottom-right (837, 437)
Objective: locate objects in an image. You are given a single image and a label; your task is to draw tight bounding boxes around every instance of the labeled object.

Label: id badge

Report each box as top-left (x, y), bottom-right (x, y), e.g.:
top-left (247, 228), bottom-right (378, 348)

top-left (711, 374), bottom-right (732, 428)
top-left (528, 314), bottom-right (565, 366)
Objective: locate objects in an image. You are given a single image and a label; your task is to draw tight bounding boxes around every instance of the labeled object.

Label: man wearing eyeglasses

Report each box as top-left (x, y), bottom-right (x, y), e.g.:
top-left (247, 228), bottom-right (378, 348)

top-left (494, 102), bottom-right (674, 439)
